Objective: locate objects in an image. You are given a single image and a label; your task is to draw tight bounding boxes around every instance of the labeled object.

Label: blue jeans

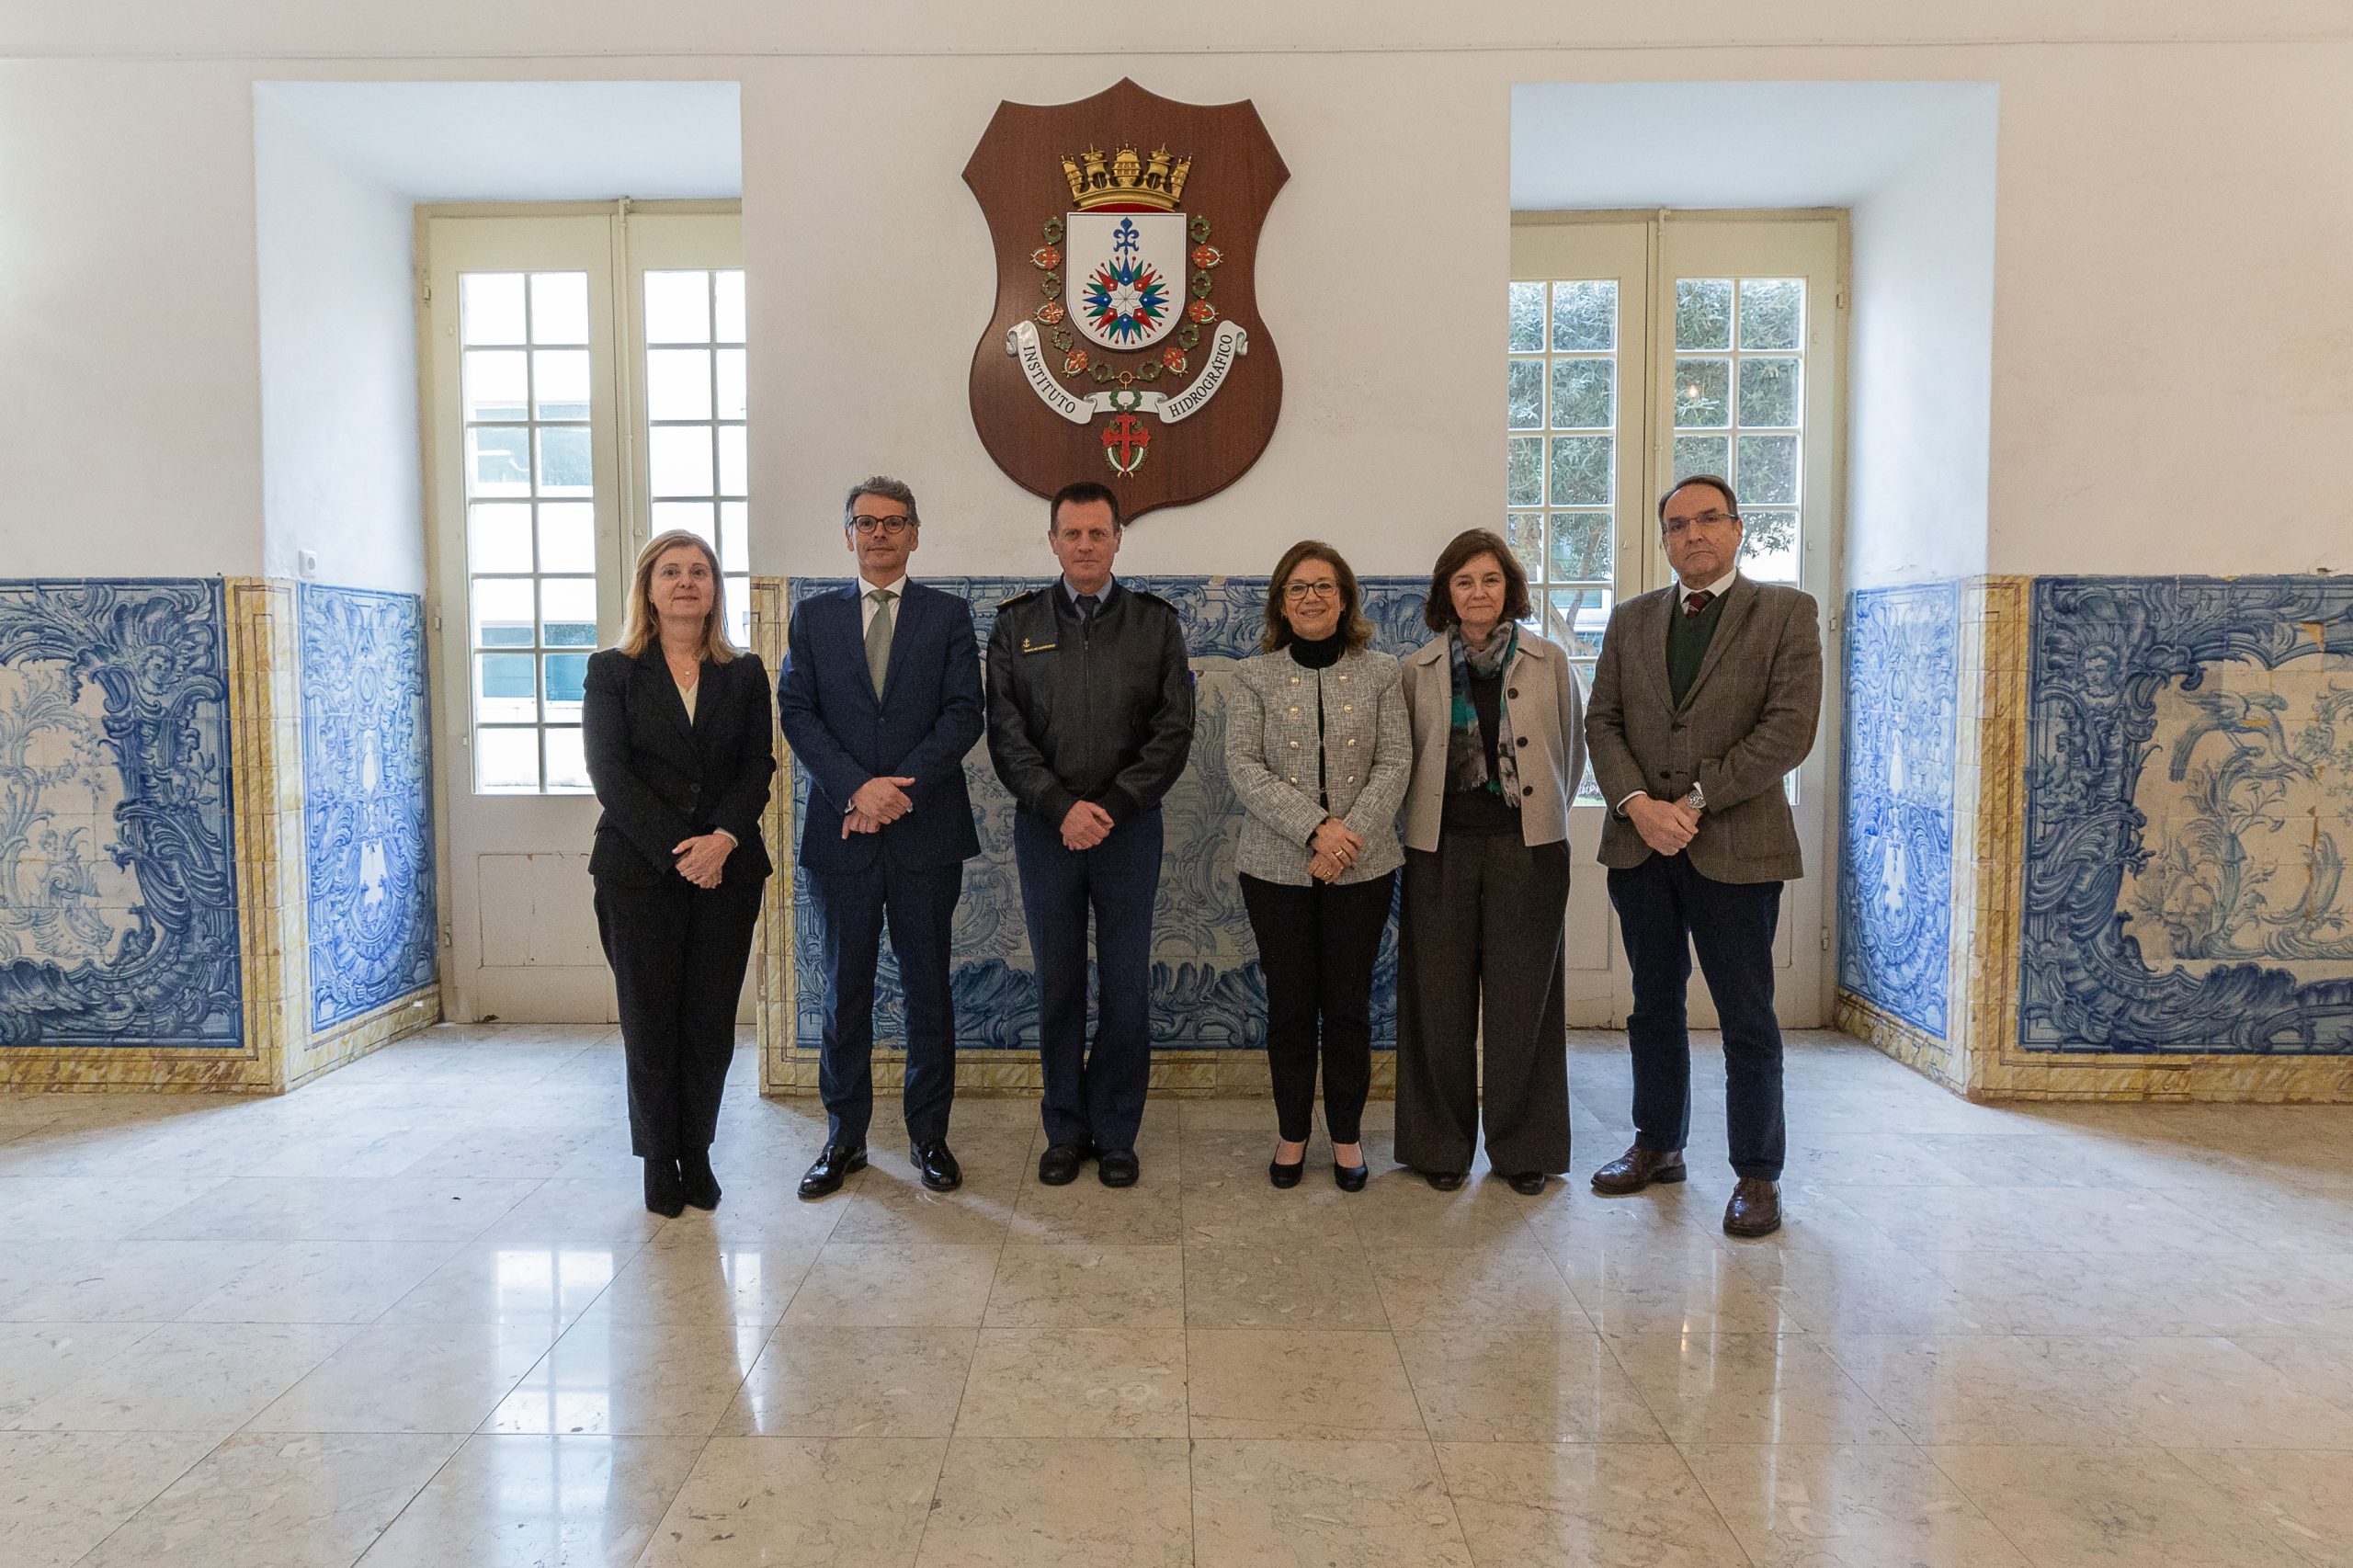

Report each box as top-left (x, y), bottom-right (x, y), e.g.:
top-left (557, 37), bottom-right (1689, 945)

top-left (1607, 852), bottom-right (1787, 1181)
top-left (1013, 808), bottom-right (1162, 1153)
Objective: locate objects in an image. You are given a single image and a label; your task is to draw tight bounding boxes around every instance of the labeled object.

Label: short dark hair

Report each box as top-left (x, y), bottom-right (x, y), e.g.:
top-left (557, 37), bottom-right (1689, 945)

top-left (1048, 480), bottom-right (1122, 533)
top-left (1262, 540), bottom-right (1372, 653)
top-left (1423, 528), bottom-right (1533, 632)
top-left (845, 475), bottom-right (919, 529)
top-left (1657, 473), bottom-right (1739, 526)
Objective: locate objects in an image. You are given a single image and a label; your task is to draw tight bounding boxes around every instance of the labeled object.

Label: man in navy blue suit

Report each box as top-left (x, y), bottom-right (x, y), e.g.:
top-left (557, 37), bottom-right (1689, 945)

top-left (779, 476), bottom-right (985, 1199)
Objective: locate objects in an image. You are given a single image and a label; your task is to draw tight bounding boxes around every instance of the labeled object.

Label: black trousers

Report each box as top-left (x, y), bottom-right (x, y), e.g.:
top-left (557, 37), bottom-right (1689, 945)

top-left (809, 859), bottom-right (964, 1148)
top-left (1394, 834), bottom-right (1573, 1176)
top-left (1607, 851), bottom-right (1787, 1180)
top-left (1239, 869), bottom-right (1394, 1145)
top-left (1013, 807), bottom-right (1161, 1153)
top-left (593, 875), bottom-right (764, 1160)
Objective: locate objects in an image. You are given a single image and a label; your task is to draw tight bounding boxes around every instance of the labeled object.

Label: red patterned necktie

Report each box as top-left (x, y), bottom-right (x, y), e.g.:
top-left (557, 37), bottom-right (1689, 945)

top-left (1682, 589), bottom-right (1715, 618)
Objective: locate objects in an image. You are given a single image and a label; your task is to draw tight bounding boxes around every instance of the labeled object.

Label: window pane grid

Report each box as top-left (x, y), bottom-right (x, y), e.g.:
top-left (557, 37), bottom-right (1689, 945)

top-left (461, 270), bottom-right (596, 794)
top-left (645, 269), bottom-right (750, 651)
top-left (1671, 276), bottom-right (1805, 583)
top-left (1507, 278), bottom-right (1618, 801)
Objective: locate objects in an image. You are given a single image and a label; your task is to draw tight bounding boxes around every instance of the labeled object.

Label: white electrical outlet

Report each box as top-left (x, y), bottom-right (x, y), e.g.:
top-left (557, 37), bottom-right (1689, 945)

top-left (298, 550), bottom-right (320, 579)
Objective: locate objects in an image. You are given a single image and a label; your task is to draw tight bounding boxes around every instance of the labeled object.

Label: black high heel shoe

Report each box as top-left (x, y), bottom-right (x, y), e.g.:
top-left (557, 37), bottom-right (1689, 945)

top-left (679, 1148), bottom-right (722, 1211)
top-left (1334, 1160), bottom-right (1369, 1192)
top-left (1267, 1153), bottom-right (1305, 1188)
top-left (642, 1157), bottom-right (686, 1218)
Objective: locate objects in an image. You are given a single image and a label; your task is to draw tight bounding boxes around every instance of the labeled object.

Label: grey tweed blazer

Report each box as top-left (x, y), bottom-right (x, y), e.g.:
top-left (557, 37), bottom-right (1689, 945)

top-left (1223, 646), bottom-right (1411, 887)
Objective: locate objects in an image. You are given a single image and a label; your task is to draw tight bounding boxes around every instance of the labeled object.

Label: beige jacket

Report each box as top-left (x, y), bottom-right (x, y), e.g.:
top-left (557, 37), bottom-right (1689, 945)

top-left (1585, 574), bottom-right (1823, 883)
top-left (1224, 646), bottom-right (1411, 886)
top-left (1398, 630), bottom-right (1587, 853)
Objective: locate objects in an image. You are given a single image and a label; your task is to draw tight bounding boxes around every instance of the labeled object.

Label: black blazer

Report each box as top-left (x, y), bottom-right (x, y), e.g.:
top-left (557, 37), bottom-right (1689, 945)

top-left (583, 643), bottom-right (777, 889)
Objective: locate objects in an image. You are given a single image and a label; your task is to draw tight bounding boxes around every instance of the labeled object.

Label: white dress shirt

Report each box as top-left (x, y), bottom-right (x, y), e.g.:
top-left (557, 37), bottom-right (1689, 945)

top-left (859, 571), bottom-right (909, 635)
top-left (1614, 570), bottom-right (1740, 815)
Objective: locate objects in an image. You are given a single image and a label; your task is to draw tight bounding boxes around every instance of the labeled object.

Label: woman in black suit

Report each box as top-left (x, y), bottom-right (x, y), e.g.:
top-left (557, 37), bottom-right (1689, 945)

top-left (584, 529), bottom-right (775, 1216)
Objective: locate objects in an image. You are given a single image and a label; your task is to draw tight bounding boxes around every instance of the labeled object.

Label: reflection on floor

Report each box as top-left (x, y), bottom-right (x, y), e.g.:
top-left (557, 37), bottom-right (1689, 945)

top-left (4, 1026), bottom-right (2353, 1565)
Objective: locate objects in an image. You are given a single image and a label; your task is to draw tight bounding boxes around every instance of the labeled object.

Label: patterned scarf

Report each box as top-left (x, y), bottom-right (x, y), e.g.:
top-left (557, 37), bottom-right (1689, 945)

top-left (1446, 624), bottom-right (1521, 801)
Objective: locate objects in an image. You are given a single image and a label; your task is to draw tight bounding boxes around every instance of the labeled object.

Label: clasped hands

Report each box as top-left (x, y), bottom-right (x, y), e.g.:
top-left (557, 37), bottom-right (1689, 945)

top-left (1308, 817), bottom-right (1362, 882)
top-left (670, 833), bottom-right (734, 889)
top-left (841, 776), bottom-right (916, 838)
top-left (1059, 800), bottom-right (1115, 851)
top-left (1626, 793), bottom-right (1702, 857)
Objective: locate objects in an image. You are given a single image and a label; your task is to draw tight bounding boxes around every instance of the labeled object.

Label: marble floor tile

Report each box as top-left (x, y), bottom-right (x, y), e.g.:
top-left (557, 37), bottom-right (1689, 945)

top-left (1608, 1330), bottom-right (1907, 1444)
top-left (244, 1319), bottom-right (558, 1434)
top-left (1181, 1234), bottom-right (1388, 1329)
top-left (2230, 1335), bottom-right (2353, 1419)
top-left (14, 1320), bottom-right (360, 1436)
top-left (392, 1121), bottom-right (619, 1181)
top-left (1928, 1444), bottom-right (2312, 1568)
top-left (175, 1239), bottom-right (462, 1324)
top-left (722, 1324), bottom-right (976, 1437)
top-left (639, 1436), bottom-right (946, 1567)
top-left (1780, 1131), bottom-right (1982, 1187)
top-left (1393, 1327), bottom-right (1664, 1444)
top-left (1185, 1327), bottom-right (1424, 1440)
top-left (0, 1322), bottom-right (158, 1424)
top-left (829, 1157), bottom-right (1028, 1247)
top-left (984, 1244), bottom-right (1183, 1328)
top-left (1681, 1441), bottom-right (2031, 1567)
top-left (2168, 1448), bottom-right (2353, 1568)
top-left (379, 1238), bottom-right (632, 1328)
top-left (956, 1326), bottom-right (1187, 1437)
top-left (354, 1433), bottom-right (702, 1568)
top-left (1436, 1441), bottom-right (1751, 1568)
top-left (1368, 1239), bottom-right (1590, 1331)
top-left (1552, 1235), bottom-right (1797, 1335)
top-left (0, 1430), bottom-right (218, 1568)
top-left (1822, 1335), bottom-right (2140, 1448)
top-left (0, 1239), bottom-right (284, 1323)
top-left (917, 1436), bottom-right (1193, 1568)
top-left (781, 1244), bottom-right (1002, 1327)
top-left (591, 1235), bottom-right (818, 1326)
top-left (1178, 1170), bottom-right (1359, 1244)
top-left (77, 1431), bottom-right (463, 1568)
top-left (132, 1176), bottom-right (543, 1244)
top-left (1829, 1182), bottom-right (2252, 1256)
top-left (474, 1177), bottom-right (670, 1246)
top-left (1007, 1166), bottom-right (1185, 1244)
top-left (1343, 1168), bottom-right (1535, 1249)
top-left (484, 1310), bottom-right (764, 1437)
top-left (1189, 1438), bottom-right (1472, 1568)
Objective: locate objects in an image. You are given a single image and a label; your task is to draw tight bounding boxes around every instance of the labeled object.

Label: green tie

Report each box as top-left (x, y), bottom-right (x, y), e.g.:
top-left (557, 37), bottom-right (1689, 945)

top-left (865, 587), bottom-right (895, 697)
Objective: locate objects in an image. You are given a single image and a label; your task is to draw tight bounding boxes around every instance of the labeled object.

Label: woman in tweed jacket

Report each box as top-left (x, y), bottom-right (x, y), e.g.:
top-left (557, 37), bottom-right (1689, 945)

top-left (1224, 541), bottom-right (1412, 1191)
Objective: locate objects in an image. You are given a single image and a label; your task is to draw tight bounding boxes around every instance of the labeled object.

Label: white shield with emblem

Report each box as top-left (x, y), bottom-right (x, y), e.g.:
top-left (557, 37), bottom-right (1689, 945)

top-left (1063, 210), bottom-right (1188, 352)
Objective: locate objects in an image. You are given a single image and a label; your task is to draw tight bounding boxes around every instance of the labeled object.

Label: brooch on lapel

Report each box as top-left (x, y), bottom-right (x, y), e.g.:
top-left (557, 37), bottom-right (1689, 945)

top-left (1021, 637), bottom-right (1057, 653)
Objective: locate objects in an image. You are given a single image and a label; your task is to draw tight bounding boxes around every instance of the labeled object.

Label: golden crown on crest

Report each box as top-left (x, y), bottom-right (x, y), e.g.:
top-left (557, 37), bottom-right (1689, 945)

top-left (1061, 143), bottom-right (1192, 210)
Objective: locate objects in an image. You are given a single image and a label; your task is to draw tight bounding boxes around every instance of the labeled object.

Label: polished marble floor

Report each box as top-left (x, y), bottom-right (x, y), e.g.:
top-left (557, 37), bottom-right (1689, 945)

top-left (6, 1026), bottom-right (2353, 1565)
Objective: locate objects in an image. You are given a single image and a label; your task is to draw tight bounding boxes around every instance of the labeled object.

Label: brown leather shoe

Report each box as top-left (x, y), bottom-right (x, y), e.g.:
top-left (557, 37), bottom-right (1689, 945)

top-left (1723, 1178), bottom-right (1781, 1237)
top-left (1588, 1144), bottom-right (1688, 1196)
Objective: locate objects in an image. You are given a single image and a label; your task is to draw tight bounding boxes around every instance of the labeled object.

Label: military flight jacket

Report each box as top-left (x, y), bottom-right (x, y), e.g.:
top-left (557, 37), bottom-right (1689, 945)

top-left (984, 581), bottom-right (1197, 828)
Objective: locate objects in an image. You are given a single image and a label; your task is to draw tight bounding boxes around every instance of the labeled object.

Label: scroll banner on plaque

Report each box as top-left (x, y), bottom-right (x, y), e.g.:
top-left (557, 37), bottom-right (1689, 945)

top-left (1006, 318), bottom-right (1249, 425)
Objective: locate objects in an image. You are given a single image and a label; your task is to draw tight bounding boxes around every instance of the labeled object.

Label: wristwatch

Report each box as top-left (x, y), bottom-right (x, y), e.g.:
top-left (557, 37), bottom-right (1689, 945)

top-left (1684, 783), bottom-right (1707, 812)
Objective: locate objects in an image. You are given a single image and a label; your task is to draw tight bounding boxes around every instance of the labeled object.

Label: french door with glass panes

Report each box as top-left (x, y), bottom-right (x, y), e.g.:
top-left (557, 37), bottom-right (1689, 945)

top-left (1508, 211), bottom-right (1845, 1028)
top-left (422, 205), bottom-right (748, 1022)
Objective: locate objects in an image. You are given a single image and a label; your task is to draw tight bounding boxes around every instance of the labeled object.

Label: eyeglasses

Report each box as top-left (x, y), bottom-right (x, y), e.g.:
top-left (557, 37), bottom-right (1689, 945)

top-left (1283, 581), bottom-right (1341, 601)
top-left (850, 516), bottom-right (913, 537)
top-left (1662, 510), bottom-right (1740, 538)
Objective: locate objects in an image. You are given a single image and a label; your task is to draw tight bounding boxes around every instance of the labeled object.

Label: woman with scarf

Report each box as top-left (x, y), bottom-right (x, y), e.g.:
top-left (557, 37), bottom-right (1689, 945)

top-left (1394, 528), bottom-right (1588, 1193)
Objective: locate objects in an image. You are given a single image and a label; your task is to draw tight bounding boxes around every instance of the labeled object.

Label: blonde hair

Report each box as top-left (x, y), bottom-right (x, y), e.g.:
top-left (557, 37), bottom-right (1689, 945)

top-left (619, 529), bottom-right (737, 661)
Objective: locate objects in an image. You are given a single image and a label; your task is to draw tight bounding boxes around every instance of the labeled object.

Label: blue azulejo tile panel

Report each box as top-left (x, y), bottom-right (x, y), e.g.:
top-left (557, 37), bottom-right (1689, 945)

top-left (788, 575), bottom-right (1429, 1053)
top-left (2021, 576), bottom-right (2353, 1052)
top-left (0, 579), bottom-right (243, 1046)
top-left (1837, 582), bottom-right (1959, 1038)
top-left (300, 585), bottom-right (438, 1030)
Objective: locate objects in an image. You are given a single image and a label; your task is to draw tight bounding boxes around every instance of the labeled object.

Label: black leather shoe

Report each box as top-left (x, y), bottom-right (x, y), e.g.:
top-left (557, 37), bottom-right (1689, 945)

top-left (1421, 1169), bottom-right (1464, 1192)
top-left (643, 1157), bottom-right (686, 1218)
top-left (1268, 1155), bottom-right (1304, 1188)
top-left (912, 1141), bottom-right (962, 1193)
top-left (1506, 1171), bottom-right (1547, 1196)
top-left (1589, 1144), bottom-right (1688, 1196)
top-left (1334, 1161), bottom-right (1370, 1193)
top-left (797, 1143), bottom-right (867, 1200)
top-left (1097, 1149), bottom-right (1140, 1187)
top-left (1037, 1142), bottom-right (1093, 1186)
top-left (679, 1148), bottom-right (722, 1210)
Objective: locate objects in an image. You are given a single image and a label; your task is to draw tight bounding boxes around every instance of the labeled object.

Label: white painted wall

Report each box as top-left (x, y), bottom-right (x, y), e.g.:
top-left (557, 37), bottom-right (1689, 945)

top-left (0, 62), bottom-right (265, 576)
top-left (254, 86), bottom-right (425, 593)
top-left (3, 17), bottom-right (2349, 584)
top-left (1845, 90), bottom-right (1998, 588)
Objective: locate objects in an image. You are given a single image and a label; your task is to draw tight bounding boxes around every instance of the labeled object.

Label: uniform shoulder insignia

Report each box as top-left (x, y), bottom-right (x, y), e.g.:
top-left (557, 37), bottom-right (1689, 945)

top-left (997, 588), bottom-right (1042, 610)
top-left (1127, 588), bottom-right (1176, 612)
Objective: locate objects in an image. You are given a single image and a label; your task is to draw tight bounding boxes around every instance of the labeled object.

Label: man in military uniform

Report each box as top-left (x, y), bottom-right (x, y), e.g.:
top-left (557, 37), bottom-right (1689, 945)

top-left (985, 481), bottom-right (1195, 1187)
